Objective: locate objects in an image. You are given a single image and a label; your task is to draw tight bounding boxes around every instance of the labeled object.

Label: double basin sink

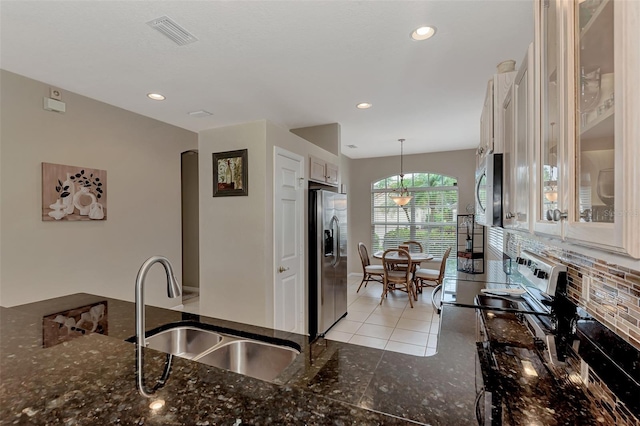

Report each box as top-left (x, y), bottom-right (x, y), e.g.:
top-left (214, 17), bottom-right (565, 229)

top-left (133, 323), bottom-right (300, 382)
top-left (474, 294), bottom-right (520, 311)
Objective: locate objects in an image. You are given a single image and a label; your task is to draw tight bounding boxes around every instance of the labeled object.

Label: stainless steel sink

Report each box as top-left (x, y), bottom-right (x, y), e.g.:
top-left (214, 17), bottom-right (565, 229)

top-left (138, 324), bottom-right (300, 382)
top-left (144, 326), bottom-right (223, 359)
top-left (475, 294), bottom-right (519, 310)
top-left (195, 340), bottom-right (300, 382)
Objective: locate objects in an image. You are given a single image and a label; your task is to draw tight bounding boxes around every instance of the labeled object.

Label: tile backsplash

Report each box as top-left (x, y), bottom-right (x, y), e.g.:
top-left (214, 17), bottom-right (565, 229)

top-left (502, 230), bottom-right (640, 351)
top-left (500, 229), bottom-right (640, 425)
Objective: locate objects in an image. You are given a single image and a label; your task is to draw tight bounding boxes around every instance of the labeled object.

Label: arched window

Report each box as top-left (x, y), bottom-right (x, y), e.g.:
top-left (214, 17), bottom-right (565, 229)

top-left (371, 173), bottom-right (458, 256)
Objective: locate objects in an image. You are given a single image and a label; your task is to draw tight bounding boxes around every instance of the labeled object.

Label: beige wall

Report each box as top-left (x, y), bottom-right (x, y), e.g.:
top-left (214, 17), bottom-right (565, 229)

top-left (347, 149), bottom-right (476, 274)
top-left (290, 123), bottom-right (341, 156)
top-left (198, 121), bottom-right (269, 326)
top-left (339, 154), bottom-right (352, 196)
top-left (198, 120), bottom-right (340, 329)
top-left (0, 70), bottom-right (197, 308)
top-left (181, 150), bottom-right (200, 289)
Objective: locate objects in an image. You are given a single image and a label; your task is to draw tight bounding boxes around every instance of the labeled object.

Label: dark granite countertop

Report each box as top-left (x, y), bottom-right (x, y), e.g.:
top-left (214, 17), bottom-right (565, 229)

top-left (0, 293), bottom-right (477, 425)
top-left (478, 306), bottom-right (604, 425)
top-left (0, 292), bottom-right (610, 425)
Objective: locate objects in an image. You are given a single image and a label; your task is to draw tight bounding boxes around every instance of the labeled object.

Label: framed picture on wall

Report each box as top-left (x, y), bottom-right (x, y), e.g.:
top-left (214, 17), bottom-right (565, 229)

top-left (42, 162), bottom-right (107, 221)
top-left (212, 149), bottom-right (248, 197)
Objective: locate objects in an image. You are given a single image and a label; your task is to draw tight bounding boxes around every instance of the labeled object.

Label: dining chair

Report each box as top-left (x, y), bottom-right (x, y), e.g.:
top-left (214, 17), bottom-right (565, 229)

top-left (400, 240), bottom-right (423, 271)
top-left (357, 243), bottom-right (384, 293)
top-left (414, 247), bottom-right (451, 294)
top-left (402, 240), bottom-right (424, 253)
top-left (380, 248), bottom-right (415, 308)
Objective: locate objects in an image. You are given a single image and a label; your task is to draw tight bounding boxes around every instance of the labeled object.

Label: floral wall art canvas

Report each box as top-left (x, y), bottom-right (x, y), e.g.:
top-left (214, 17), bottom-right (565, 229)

top-left (42, 162), bottom-right (107, 221)
top-left (212, 149), bottom-right (248, 197)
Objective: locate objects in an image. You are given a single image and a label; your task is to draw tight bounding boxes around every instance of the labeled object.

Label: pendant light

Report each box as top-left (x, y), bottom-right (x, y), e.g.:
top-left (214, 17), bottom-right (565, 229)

top-left (390, 139), bottom-right (413, 206)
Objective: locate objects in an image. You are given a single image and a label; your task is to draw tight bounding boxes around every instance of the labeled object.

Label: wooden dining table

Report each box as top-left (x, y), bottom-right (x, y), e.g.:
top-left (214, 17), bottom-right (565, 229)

top-left (373, 250), bottom-right (434, 301)
top-left (373, 250), bottom-right (434, 278)
top-left (372, 251), bottom-right (434, 264)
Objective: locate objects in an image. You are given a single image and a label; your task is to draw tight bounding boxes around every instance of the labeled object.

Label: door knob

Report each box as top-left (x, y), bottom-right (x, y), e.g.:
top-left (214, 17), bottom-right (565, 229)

top-left (278, 266), bottom-right (290, 273)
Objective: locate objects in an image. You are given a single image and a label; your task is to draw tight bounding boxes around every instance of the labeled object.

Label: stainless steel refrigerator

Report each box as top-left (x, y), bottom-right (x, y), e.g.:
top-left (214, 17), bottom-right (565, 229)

top-left (309, 189), bottom-right (347, 339)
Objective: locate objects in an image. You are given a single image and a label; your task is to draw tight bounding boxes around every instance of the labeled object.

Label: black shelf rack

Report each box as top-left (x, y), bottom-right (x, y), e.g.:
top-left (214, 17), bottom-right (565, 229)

top-left (457, 214), bottom-right (484, 274)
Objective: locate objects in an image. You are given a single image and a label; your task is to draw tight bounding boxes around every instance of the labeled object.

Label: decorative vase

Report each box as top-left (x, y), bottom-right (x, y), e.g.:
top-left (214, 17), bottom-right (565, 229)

top-left (596, 168), bottom-right (614, 207)
top-left (73, 187), bottom-right (97, 216)
top-left (48, 198), bottom-right (67, 220)
top-left (88, 202), bottom-right (104, 220)
top-left (62, 173), bottom-right (76, 214)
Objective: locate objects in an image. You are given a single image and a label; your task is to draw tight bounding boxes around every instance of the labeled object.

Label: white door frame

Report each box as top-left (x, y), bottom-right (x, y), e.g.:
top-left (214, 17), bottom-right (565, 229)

top-left (273, 146), bottom-right (305, 333)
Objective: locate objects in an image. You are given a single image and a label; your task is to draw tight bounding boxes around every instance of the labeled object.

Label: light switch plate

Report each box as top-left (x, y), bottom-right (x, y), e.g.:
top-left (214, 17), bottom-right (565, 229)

top-left (43, 97), bottom-right (66, 113)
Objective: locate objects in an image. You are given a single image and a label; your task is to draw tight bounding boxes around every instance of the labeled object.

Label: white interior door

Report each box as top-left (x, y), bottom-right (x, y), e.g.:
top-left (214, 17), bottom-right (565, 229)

top-left (274, 147), bottom-right (304, 333)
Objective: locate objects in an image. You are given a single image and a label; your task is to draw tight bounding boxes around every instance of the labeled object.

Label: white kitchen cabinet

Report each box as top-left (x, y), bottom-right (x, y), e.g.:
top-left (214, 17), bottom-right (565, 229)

top-left (309, 155), bottom-right (339, 186)
top-left (503, 44), bottom-right (534, 232)
top-left (502, 83), bottom-right (515, 228)
top-left (478, 80), bottom-right (494, 164)
top-left (477, 71), bottom-right (517, 161)
top-left (533, 0), bottom-right (640, 257)
top-left (534, 0), bottom-right (564, 238)
top-left (325, 162), bottom-right (339, 185)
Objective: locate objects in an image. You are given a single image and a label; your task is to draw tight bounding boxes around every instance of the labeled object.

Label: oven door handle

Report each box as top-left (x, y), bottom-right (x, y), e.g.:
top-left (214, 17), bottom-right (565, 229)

top-left (475, 387), bottom-right (486, 425)
top-left (431, 284), bottom-right (442, 314)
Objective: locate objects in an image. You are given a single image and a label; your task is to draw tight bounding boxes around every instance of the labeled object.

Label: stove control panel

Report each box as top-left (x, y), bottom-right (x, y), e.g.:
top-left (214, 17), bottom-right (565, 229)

top-left (516, 251), bottom-right (566, 304)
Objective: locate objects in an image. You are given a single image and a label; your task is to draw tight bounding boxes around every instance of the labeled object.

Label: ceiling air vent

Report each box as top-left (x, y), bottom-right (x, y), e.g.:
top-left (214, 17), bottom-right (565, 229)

top-left (188, 110), bottom-right (213, 118)
top-left (147, 16), bottom-right (198, 46)
top-left (346, 144), bottom-right (358, 149)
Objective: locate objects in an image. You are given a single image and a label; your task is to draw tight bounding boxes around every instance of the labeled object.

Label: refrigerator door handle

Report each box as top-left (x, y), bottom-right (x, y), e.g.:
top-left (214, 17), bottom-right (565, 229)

top-left (330, 215), bottom-right (340, 267)
top-left (335, 218), bottom-right (341, 266)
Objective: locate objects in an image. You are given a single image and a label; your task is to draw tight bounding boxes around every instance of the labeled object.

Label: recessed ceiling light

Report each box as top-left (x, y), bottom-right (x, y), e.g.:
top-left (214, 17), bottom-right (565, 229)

top-left (411, 26), bottom-right (436, 41)
top-left (356, 102), bottom-right (372, 109)
top-left (147, 93), bottom-right (165, 101)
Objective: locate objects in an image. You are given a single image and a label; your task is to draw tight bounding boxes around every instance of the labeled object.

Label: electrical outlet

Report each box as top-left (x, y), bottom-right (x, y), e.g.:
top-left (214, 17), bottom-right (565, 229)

top-left (50, 87), bottom-right (62, 100)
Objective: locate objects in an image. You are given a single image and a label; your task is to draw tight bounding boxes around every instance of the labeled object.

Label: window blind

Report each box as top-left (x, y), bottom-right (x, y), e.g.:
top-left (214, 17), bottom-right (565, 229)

top-left (371, 173), bottom-right (458, 257)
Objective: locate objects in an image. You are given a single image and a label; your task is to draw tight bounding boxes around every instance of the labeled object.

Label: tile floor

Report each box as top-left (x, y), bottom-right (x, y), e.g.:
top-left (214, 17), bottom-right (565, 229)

top-left (178, 275), bottom-right (442, 357)
top-left (324, 275), bottom-right (440, 357)
top-left (181, 296), bottom-right (200, 314)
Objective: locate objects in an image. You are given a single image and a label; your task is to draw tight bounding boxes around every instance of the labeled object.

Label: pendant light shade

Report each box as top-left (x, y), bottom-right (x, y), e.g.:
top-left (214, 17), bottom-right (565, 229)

top-left (390, 139), bottom-right (413, 206)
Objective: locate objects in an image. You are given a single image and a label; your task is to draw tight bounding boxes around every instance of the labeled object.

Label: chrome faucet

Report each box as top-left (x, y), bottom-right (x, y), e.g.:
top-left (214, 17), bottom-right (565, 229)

top-left (135, 256), bottom-right (181, 397)
top-left (135, 256), bottom-right (181, 348)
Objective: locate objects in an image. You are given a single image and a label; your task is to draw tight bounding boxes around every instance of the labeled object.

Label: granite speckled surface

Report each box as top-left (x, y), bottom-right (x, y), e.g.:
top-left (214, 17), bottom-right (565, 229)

top-left (0, 292), bottom-right (608, 425)
top-left (477, 303), bottom-right (610, 425)
top-left (479, 308), bottom-right (536, 350)
top-left (488, 346), bottom-right (598, 425)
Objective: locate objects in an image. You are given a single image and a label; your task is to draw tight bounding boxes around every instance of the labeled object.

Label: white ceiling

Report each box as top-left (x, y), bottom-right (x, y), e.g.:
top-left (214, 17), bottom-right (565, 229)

top-left (0, 1), bottom-right (533, 159)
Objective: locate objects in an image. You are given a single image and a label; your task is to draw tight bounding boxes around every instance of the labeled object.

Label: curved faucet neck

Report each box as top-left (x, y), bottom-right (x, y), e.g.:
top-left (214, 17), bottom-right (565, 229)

top-left (135, 256), bottom-right (181, 348)
top-left (135, 256), bottom-right (181, 397)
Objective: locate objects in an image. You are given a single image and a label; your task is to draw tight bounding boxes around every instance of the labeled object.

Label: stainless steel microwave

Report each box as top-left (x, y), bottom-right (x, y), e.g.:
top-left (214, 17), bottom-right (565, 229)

top-left (475, 153), bottom-right (503, 227)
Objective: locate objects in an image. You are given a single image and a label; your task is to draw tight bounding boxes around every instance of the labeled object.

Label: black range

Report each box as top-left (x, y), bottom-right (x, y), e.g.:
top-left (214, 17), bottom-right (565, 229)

top-left (439, 252), bottom-right (640, 425)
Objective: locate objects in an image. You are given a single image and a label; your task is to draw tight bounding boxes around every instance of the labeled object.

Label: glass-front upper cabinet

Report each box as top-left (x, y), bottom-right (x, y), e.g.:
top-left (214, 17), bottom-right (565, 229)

top-left (573, 0), bottom-right (615, 225)
top-left (563, 0), bottom-right (640, 257)
top-left (534, 0), bottom-right (640, 257)
top-left (534, 0), bottom-right (564, 237)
